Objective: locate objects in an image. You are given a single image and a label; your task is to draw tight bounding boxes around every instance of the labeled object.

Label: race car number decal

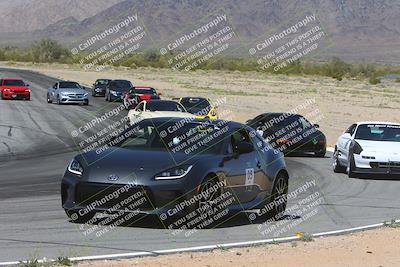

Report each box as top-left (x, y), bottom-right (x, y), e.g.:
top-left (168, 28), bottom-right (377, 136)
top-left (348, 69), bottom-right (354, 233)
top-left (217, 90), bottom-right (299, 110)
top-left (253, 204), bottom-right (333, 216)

top-left (245, 168), bottom-right (255, 186)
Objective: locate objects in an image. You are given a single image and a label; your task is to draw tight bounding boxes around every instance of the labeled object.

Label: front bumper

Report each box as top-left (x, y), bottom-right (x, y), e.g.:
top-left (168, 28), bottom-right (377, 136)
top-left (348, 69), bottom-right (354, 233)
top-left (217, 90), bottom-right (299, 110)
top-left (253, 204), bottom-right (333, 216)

top-left (354, 154), bottom-right (400, 177)
top-left (2, 91), bottom-right (30, 100)
top-left (60, 96), bottom-right (89, 103)
top-left (93, 88), bottom-right (106, 96)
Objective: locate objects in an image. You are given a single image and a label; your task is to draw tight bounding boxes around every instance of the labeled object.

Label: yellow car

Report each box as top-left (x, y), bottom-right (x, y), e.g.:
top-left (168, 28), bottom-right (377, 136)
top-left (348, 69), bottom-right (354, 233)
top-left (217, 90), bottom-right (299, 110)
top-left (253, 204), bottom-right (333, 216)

top-left (175, 97), bottom-right (218, 120)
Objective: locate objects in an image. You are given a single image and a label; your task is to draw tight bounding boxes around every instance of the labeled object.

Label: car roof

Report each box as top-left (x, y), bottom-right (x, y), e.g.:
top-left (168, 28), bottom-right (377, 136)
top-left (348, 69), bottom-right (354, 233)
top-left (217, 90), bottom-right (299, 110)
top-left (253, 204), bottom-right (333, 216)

top-left (356, 121), bottom-right (400, 126)
top-left (141, 117), bottom-right (244, 128)
top-left (133, 86), bottom-right (155, 90)
top-left (180, 97), bottom-right (208, 100)
top-left (2, 77), bottom-right (23, 81)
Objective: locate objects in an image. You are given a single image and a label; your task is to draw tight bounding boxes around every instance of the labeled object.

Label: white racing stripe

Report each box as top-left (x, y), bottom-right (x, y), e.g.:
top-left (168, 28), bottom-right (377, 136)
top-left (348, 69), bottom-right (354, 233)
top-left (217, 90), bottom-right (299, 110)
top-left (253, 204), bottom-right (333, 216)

top-left (1, 219), bottom-right (398, 266)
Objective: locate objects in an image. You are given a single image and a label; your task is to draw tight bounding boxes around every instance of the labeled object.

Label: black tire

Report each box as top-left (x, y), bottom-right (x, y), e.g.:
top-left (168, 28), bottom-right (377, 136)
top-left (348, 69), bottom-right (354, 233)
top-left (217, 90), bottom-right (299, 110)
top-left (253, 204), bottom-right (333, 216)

top-left (84, 100), bottom-right (89, 106)
top-left (315, 149), bottom-right (326, 158)
top-left (333, 148), bottom-right (346, 173)
top-left (57, 95), bottom-right (62, 105)
top-left (347, 154), bottom-right (357, 178)
top-left (269, 172), bottom-right (289, 220)
top-left (64, 209), bottom-right (95, 223)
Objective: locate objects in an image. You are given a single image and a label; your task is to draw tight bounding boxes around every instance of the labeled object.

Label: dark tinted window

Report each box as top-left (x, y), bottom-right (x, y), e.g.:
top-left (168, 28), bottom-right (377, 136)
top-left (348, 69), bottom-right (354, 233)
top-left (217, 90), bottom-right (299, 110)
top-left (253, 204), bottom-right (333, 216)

top-left (135, 88), bottom-right (157, 95)
top-left (116, 121), bottom-right (226, 155)
top-left (345, 124), bottom-right (357, 135)
top-left (355, 124), bottom-right (400, 142)
top-left (96, 79), bottom-right (111, 85)
top-left (3, 80), bottom-right (25, 86)
top-left (59, 82), bottom-right (80, 89)
top-left (111, 80), bottom-right (132, 89)
top-left (146, 101), bottom-right (185, 112)
top-left (180, 98), bottom-right (210, 110)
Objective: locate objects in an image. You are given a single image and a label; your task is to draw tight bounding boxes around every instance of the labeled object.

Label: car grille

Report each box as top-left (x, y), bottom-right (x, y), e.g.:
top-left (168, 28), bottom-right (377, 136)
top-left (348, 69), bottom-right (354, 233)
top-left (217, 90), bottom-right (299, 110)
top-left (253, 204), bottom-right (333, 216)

top-left (75, 183), bottom-right (154, 211)
top-left (68, 94), bottom-right (84, 98)
top-left (370, 162), bottom-right (400, 170)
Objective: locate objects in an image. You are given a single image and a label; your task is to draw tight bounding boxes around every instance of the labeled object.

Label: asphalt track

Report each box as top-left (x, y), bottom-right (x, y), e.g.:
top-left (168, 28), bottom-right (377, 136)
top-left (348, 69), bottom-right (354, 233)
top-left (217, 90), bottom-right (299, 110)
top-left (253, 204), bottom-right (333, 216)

top-left (0, 68), bottom-right (399, 262)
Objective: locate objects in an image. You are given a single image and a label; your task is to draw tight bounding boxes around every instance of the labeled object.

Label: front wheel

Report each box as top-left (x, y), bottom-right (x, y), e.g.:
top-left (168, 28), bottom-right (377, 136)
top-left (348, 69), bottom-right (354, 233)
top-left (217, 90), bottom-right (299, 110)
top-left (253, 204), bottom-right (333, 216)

top-left (269, 172), bottom-right (289, 220)
top-left (347, 154), bottom-right (358, 178)
top-left (333, 149), bottom-right (346, 173)
top-left (315, 149), bottom-right (326, 158)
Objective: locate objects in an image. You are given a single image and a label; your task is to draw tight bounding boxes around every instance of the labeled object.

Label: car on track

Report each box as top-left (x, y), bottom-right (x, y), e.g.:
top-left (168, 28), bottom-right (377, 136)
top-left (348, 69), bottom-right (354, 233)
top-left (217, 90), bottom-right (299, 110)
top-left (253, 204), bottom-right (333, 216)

top-left (333, 122), bottom-right (400, 178)
top-left (0, 78), bottom-right (31, 100)
top-left (123, 86), bottom-right (161, 110)
top-left (92, 79), bottom-right (111, 97)
top-left (127, 100), bottom-right (194, 125)
top-left (174, 97), bottom-right (218, 120)
top-left (47, 81), bottom-right (89, 105)
top-left (105, 79), bottom-right (133, 102)
top-left (246, 113), bottom-right (326, 157)
top-left (61, 117), bottom-right (289, 223)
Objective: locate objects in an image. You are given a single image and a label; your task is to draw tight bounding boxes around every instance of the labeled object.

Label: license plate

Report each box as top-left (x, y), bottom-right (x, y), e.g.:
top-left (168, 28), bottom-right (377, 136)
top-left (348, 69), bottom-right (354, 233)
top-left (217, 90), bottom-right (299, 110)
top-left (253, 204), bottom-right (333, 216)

top-left (12, 94), bottom-right (17, 98)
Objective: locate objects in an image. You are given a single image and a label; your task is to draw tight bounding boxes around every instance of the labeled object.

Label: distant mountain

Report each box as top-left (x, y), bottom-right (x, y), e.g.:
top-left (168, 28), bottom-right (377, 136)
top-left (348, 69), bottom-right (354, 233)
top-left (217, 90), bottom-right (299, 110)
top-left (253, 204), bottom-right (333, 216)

top-left (1, 0), bottom-right (399, 63)
top-left (0, 0), bottom-right (125, 33)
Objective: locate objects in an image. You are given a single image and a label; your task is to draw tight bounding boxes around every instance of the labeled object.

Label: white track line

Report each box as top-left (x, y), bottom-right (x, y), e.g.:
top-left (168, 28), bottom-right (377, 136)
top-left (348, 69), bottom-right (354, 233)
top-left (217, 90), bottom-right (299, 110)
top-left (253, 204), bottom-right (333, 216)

top-left (1, 219), bottom-right (398, 266)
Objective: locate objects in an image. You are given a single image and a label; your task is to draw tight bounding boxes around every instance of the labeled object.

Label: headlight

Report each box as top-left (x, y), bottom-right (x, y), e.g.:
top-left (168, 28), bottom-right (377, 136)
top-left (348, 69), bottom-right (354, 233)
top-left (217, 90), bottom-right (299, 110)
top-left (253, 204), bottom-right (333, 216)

top-left (353, 141), bottom-right (363, 155)
top-left (110, 90), bottom-right (118, 96)
top-left (68, 159), bottom-right (84, 176)
top-left (25, 89), bottom-right (31, 92)
top-left (210, 110), bottom-right (217, 117)
top-left (3, 88), bottom-right (11, 92)
top-left (155, 165), bottom-right (193, 180)
top-left (84, 93), bottom-right (88, 97)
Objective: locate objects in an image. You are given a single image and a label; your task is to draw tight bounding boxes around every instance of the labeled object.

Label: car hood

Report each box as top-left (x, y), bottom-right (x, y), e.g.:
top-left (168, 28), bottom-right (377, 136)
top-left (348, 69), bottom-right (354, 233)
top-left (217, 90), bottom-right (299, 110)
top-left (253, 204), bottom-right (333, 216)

top-left (141, 111), bottom-right (195, 118)
top-left (356, 139), bottom-right (400, 155)
top-left (1, 85), bottom-right (29, 91)
top-left (57, 88), bottom-right (87, 94)
top-left (76, 147), bottom-right (203, 184)
top-left (186, 107), bottom-right (210, 115)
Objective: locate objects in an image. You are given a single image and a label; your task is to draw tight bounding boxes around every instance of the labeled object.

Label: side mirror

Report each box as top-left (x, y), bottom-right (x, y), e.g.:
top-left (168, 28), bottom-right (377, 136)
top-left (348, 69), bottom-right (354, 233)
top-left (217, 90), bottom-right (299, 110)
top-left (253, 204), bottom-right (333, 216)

top-left (234, 141), bottom-right (254, 155)
top-left (26, 84), bottom-right (30, 87)
top-left (158, 93), bottom-right (162, 96)
top-left (314, 124), bottom-right (320, 128)
top-left (343, 133), bottom-right (351, 139)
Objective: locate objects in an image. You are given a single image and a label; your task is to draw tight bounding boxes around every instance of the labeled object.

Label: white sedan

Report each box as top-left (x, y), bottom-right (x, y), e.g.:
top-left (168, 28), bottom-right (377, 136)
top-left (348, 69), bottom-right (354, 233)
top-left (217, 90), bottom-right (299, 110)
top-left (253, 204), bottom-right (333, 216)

top-left (333, 121), bottom-right (400, 178)
top-left (128, 100), bottom-right (195, 125)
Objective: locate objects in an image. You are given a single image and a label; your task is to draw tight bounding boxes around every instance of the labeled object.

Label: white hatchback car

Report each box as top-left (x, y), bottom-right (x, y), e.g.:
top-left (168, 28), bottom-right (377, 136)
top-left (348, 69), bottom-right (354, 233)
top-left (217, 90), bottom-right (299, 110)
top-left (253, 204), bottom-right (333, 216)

top-left (128, 100), bottom-right (195, 125)
top-left (333, 122), bottom-right (400, 178)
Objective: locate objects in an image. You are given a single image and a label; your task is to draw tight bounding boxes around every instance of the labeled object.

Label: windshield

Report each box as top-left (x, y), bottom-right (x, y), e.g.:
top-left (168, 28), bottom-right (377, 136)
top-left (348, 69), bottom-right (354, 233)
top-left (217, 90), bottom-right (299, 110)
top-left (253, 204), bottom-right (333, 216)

top-left (135, 88), bottom-right (157, 95)
top-left (180, 98), bottom-right (211, 110)
top-left (59, 82), bottom-right (81, 89)
top-left (114, 120), bottom-right (227, 155)
top-left (146, 101), bottom-right (185, 112)
top-left (111, 80), bottom-right (131, 89)
top-left (96, 79), bottom-right (110, 85)
top-left (355, 124), bottom-right (400, 142)
top-left (3, 80), bottom-right (25, 86)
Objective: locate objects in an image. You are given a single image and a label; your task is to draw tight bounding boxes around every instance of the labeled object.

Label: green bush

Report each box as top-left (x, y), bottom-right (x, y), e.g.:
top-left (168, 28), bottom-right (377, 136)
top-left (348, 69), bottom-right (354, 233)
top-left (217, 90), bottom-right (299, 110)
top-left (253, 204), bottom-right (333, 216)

top-left (369, 76), bottom-right (381, 85)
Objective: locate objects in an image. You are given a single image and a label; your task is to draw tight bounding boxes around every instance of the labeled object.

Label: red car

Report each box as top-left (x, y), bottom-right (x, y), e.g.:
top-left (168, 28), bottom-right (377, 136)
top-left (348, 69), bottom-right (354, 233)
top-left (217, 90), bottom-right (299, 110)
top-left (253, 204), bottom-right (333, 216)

top-left (0, 78), bottom-right (31, 100)
top-left (123, 86), bottom-right (161, 109)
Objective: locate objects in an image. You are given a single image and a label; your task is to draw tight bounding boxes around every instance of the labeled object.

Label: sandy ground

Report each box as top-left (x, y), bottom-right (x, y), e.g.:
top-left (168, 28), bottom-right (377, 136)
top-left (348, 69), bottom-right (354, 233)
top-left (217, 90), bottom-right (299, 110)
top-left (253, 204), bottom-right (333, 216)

top-left (2, 62), bottom-right (399, 146)
top-left (76, 227), bottom-right (400, 267)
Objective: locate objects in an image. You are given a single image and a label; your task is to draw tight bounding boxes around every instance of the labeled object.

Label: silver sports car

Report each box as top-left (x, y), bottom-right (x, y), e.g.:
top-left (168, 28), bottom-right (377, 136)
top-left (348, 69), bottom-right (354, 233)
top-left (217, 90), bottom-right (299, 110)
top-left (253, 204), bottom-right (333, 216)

top-left (47, 81), bottom-right (89, 105)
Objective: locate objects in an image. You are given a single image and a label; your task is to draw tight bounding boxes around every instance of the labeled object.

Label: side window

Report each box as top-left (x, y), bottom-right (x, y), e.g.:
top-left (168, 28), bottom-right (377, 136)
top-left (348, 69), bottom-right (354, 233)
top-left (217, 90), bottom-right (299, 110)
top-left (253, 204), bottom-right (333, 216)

top-left (53, 83), bottom-right (58, 89)
top-left (345, 124), bottom-right (357, 136)
top-left (0, 79), bottom-right (3, 86)
top-left (230, 128), bottom-right (251, 153)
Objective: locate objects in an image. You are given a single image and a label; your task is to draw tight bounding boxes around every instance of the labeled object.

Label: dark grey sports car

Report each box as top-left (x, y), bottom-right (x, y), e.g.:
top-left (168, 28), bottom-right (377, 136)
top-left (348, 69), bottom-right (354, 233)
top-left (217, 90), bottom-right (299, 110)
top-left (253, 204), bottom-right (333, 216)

top-left (61, 118), bottom-right (289, 224)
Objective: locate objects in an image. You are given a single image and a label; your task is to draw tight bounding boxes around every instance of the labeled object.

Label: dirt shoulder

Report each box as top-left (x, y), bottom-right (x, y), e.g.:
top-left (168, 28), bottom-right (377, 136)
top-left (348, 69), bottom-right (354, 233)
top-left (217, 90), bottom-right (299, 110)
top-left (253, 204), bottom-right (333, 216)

top-left (2, 62), bottom-right (400, 146)
top-left (76, 227), bottom-right (400, 267)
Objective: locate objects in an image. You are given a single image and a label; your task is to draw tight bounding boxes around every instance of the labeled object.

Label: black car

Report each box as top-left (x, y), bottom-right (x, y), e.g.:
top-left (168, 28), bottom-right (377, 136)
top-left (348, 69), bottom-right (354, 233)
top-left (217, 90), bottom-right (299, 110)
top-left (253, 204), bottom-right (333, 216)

top-left (92, 79), bottom-right (111, 97)
top-left (247, 113), bottom-right (326, 157)
top-left (62, 118), bottom-right (289, 224)
top-left (105, 79), bottom-right (133, 102)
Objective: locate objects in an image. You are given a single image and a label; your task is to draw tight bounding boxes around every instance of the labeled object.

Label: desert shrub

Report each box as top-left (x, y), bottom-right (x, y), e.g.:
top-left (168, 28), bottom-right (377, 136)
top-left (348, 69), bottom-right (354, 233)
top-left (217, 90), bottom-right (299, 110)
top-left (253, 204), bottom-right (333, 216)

top-left (369, 76), bottom-right (381, 85)
top-left (31, 39), bottom-right (71, 63)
